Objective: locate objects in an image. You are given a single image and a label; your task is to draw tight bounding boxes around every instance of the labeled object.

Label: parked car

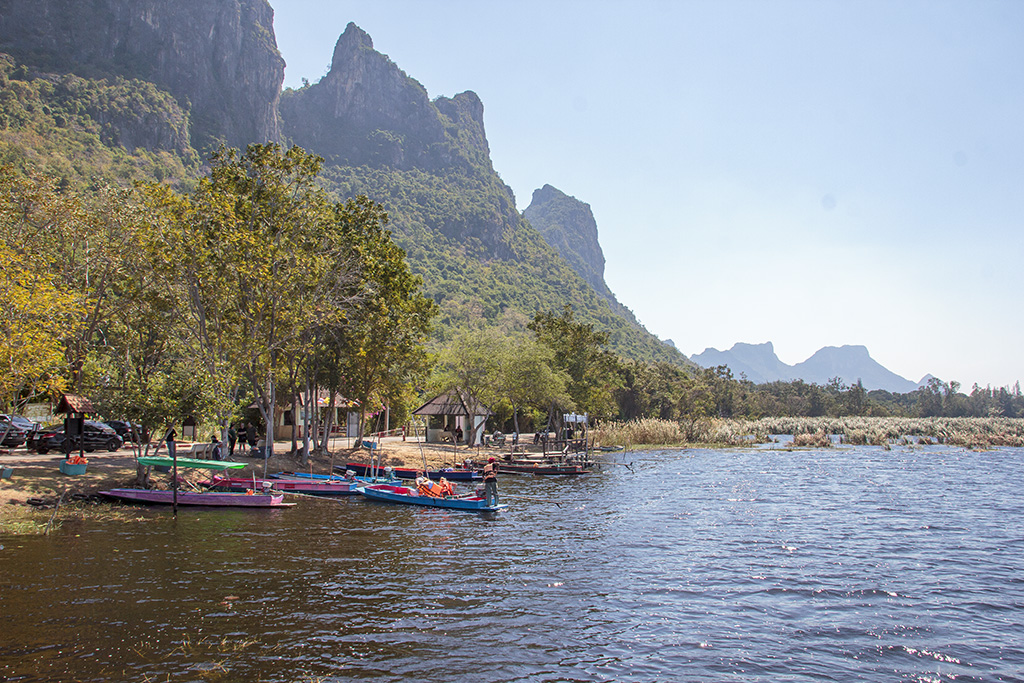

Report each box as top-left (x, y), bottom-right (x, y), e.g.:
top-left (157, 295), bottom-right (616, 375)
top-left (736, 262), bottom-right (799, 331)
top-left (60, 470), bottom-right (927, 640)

top-left (104, 420), bottom-right (146, 443)
top-left (0, 419), bottom-right (27, 448)
top-left (1, 414), bottom-right (41, 433)
top-left (0, 414), bottom-right (39, 448)
top-left (33, 420), bottom-right (123, 454)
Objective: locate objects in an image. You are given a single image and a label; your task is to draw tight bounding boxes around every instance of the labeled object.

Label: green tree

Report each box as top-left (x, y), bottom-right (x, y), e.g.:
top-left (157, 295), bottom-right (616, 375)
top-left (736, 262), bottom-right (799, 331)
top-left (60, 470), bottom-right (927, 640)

top-left (496, 335), bottom-right (570, 435)
top-left (148, 144), bottom-right (360, 458)
top-left (0, 167), bottom-right (85, 409)
top-left (330, 196), bottom-right (437, 441)
top-left (528, 305), bottom-right (621, 422)
top-left (431, 327), bottom-right (504, 445)
top-left (0, 241), bottom-right (77, 410)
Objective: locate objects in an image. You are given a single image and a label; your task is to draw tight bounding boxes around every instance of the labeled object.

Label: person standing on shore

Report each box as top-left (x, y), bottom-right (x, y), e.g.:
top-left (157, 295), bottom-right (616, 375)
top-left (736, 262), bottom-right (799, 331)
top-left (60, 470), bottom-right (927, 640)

top-left (165, 426), bottom-right (176, 459)
top-left (482, 456), bottom-right (499, 507)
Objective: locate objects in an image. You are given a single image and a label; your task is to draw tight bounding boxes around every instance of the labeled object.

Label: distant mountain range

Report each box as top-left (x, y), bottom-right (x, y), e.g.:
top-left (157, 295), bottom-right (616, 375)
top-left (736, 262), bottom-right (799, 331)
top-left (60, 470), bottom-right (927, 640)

top-left (690, 342), bottom-right (927, 393)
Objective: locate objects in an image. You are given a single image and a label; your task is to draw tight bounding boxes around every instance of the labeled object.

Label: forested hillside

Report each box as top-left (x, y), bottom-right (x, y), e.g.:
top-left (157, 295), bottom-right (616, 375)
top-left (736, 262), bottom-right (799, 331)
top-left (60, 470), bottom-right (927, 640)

top-left (1, 5), bottom-right (1018, 430)
top-left (279, 23), bottom-right (685, 365)
top-left (0, 55), bottom-right (195, 185)
top-left (0, 5), bottom-right (686, 367)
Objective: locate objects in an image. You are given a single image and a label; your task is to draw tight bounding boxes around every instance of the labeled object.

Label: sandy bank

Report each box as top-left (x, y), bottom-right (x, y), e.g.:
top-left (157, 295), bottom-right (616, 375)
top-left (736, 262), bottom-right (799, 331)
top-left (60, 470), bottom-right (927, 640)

top-left (0, 435), bottom-right (513, 530)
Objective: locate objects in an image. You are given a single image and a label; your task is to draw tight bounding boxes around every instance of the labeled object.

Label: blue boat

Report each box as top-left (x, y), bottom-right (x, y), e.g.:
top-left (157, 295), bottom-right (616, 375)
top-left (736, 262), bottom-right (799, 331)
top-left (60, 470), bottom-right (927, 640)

top-left (358, 483), bottom-right (506, 512)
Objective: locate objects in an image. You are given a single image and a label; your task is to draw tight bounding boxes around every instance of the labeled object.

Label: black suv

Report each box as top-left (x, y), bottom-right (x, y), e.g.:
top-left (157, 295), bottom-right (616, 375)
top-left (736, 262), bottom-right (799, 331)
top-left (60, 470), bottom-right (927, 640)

top-left (104, 420), bottom-right (146, 443)
top-left (34, 420), bottom-right (123, 454)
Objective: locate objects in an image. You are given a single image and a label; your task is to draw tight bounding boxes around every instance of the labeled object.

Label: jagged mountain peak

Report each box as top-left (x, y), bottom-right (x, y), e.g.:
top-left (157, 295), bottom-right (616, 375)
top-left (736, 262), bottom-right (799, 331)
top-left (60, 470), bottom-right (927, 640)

top-left (332, 22), bottom-right (375, 66)
top-left (692, 341), bottom-right (792, 384)
top-left (280, 23), bottom-right (493, 173)
top-left (524, 184), bottom-right (605, 287)
top-left (0, 11), bottom-right (691, 369)
top-left (523, 183), bottom-right (651, 331)
top-left (807, 344), bottom-right (870, 359)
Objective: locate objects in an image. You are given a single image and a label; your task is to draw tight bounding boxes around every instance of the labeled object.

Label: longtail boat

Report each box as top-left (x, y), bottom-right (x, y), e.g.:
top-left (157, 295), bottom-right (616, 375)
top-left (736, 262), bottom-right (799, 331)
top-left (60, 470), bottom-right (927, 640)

top-left (103, 456), bottom-right (292, 508)
top-left (272, 470), bottom-right (402, 485)
top-left (203, 475), bottom-right (360, 496)
top-left (100, 488), bottom-right (293, 507)
top-left (138, 456), bottom-right (247, 470)
top-left (358, 483), bottom-right (506, 512)
top-left (497, 462), bottom-right (591, 475)
top-left (342, 461), bottom-right (481, 481)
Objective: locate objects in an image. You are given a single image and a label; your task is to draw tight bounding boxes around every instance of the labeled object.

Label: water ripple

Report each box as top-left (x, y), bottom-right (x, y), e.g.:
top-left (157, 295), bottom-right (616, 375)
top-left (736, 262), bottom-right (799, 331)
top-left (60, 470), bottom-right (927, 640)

top-left (2, 446), bottom-right (1023, 682)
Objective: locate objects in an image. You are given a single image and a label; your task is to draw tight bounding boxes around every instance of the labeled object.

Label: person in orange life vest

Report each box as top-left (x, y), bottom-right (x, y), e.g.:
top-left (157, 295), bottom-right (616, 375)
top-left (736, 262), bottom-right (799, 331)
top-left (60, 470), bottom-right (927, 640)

top-left (482, 456), bottom-right (499, 506)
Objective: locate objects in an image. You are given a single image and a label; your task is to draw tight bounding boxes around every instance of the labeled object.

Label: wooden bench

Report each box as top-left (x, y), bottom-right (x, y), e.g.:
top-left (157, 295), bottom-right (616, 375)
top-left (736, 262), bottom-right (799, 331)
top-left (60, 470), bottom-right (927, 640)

top-left (187, 443), bottom-right (216, 458)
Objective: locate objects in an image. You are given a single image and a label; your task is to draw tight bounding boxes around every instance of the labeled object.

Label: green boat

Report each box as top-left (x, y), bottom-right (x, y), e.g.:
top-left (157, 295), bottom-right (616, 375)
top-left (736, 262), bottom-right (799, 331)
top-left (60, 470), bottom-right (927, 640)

top-left (137, 456), bottom-right (246, 470)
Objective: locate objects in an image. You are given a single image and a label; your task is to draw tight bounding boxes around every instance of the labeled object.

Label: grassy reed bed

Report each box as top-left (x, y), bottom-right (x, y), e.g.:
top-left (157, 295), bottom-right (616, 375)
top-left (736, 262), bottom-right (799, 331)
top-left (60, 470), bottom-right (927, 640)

top-left (592, 416), bottom-right (1024, 449)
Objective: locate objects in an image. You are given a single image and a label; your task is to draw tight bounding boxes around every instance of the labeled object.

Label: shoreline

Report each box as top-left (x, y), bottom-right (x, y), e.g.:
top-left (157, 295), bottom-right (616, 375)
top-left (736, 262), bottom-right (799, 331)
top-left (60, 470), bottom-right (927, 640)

top-left (0, 435), bottom-right (535, 534)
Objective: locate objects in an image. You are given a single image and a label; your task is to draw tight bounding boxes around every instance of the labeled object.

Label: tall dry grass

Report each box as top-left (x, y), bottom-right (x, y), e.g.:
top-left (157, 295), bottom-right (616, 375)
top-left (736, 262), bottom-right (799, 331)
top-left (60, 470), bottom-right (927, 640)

top-left (592, 416), bottom-right (1024, 449)
top-left (592, 417), bottom-right (764, 448)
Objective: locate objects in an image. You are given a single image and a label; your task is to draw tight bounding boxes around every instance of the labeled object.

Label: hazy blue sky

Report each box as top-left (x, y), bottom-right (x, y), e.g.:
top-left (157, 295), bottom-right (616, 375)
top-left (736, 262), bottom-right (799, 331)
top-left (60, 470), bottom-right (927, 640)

top-left (272, 0), bottom-right (1024, 389)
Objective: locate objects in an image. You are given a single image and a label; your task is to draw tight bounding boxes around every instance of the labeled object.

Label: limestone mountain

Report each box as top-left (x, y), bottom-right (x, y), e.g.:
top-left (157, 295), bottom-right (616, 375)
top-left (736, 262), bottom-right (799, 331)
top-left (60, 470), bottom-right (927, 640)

top-left (0, 8), bottom-right (688, 367)
top-left (278, 23), bottom-right (686, 365)
top-left (524, 183), bottom-right (656, 332)
top-left (792, 345), bottom-right (919, 393)
top-left (0, 54), bottom-right (195, 184)
top-left (280, 23), bottom-right (489, 174)
top-left (691, 342), bottom-right (796, 384)
top-left (0, 0), bottom-right (284, 150)
top-left (524, 185), bottom-right (612, 302)
top-left (692, 342), bottom-right (922, 393)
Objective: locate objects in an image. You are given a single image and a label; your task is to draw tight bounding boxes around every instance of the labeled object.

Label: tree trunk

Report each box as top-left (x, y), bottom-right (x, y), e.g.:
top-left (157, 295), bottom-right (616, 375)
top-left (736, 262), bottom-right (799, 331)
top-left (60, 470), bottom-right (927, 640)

top-left (300, 377), bottom-right (312, 464)
top-left (323, 391), bottom-right (337, 454)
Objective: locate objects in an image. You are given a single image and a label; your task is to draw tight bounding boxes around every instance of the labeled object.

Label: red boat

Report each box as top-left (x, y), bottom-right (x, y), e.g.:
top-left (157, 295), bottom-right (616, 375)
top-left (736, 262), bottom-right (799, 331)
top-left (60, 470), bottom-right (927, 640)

top-left (202, 475), bottom-right (360, 496)
top-left (342, 462), bottom-right (481, 481)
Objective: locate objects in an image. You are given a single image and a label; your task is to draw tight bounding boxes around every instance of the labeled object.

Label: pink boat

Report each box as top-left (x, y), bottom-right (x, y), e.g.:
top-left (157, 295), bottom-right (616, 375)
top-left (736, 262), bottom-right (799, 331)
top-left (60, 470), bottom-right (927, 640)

top-left (202, 475), bottom-right (360, 496)
top-left (100, 488), bottom-right (294, 507)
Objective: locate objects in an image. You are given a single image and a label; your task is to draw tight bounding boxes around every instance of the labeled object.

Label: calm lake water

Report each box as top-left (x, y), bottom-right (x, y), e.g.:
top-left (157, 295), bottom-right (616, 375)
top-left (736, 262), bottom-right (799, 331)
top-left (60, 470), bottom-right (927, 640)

top-left (2, 445), bottom-right (1023, 682)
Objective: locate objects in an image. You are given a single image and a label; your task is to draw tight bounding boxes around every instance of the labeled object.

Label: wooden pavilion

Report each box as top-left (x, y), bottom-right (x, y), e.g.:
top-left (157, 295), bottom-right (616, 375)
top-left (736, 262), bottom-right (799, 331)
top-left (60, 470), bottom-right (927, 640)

top-left (412, 389), bottom-right (493, 446)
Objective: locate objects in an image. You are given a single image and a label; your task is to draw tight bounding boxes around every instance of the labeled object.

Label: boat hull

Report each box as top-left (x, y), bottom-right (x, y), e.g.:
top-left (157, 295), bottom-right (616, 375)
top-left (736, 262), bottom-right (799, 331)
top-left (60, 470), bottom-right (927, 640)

top-left (343, 462), bottom-right (481, 481)
top-left (497, 463), bottom-right (591, 475)
top-left (273, 471), bottom-right (401, 485)
top-left (204, 476), bottom-right (361, 496)
top-left (358, 484), bottom-right (505, 512)
top-left (100, 488), bottom-right (293, 507)
top-left (137, 456), bottom-right (246, 471)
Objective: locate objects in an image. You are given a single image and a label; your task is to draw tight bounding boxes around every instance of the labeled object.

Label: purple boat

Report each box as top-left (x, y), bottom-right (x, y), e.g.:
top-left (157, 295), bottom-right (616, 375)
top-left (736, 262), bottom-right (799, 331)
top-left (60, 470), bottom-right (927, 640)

top-left (100, 488), bottom-right (294, 507)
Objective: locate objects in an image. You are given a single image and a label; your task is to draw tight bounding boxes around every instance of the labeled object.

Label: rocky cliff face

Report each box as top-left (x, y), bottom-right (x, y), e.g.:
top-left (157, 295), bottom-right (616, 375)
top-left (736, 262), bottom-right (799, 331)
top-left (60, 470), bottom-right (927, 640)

top-left (0, 12), bottom-right (689, 367)
top-left (524, 184), bottom-right (609, 297)
top-left (0, 0), bottom-right (284, 150)
top-left (279, 22), bottom-right (490, 172)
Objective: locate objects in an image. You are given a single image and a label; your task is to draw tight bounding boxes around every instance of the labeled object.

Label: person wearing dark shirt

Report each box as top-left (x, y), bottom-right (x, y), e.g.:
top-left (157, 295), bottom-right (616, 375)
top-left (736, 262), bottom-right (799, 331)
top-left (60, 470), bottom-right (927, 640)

top-left (165, 427), bottom-right (177, 459)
